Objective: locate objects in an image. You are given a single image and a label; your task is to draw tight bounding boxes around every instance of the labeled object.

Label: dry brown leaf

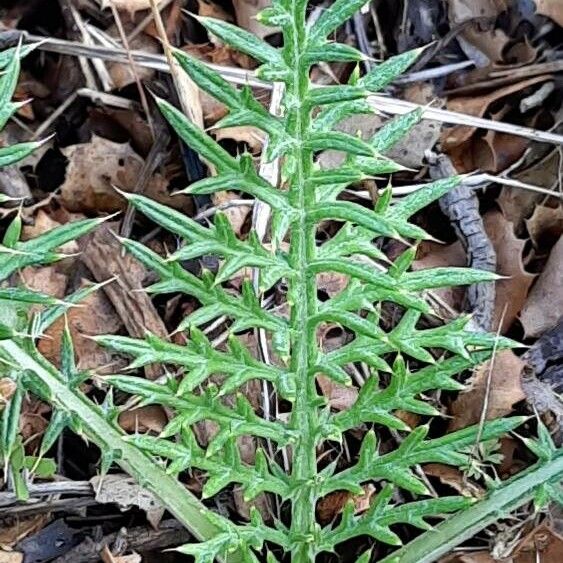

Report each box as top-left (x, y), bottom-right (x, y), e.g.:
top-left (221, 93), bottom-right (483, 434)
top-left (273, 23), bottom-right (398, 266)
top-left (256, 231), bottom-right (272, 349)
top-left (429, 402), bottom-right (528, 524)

top-left (119, 405), bottom-right (167, 434)
top-left (37, 279), bottom-right (124, 372)
top-left (317, 375), bottom-right (358, 411)
top-left (498, 150), bottom-right (561, 234)
top-left (233, 0), bottom-right (277, 40)
top-left (20, 266), bottom-right (67, 301)
top-left (520, 235), bottom-right (563, 338)
top-left (412, 240), bottom-right (466, 311)
top-left (525, 204), bottom-right (563, 249)
top-left (91, 474), bottom-right (164, 528)
top-left (211, 191), bottom-right (249, 235)
top-left (197, 0), bottom-right (233, 21)
top-left (317, 484), bottom-right (375, 524)
top-left (449, 350), bottom-right (525, 431)
top-left (469, 129), bottom-right (529, 173)
top-left (60, 135), bottom-right (189, 214)
top-left (423, 464), bottom-right (484, 497)
top-left (512, 522), bottom-right (563, 563)
top-left (483, 211), bottom-right (536, 333)
top-left (534, 0), bottom-right (563, 26)
top-left (22, 211), bottom-right (80, 274)
top-left (443, 75), bottom-right (552, 149)
top-left (316, 272), bottom-right (350, 298)
top-left (413, 212), bottom-right (534, 332)
top-left (107, 25), bottom-right (158, 88)
top-left (213, 126), bottom-right (265, 154)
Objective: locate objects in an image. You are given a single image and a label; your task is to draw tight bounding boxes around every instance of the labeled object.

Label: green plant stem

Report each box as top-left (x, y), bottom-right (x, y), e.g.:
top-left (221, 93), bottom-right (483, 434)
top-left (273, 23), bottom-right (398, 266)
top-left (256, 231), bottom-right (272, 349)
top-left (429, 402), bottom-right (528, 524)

top-left (0, 339), bottom-right (243, 563)
top-left (285, 1), bottom-right (319, 560)
top-left (380, 453), bottom-right (563, 563)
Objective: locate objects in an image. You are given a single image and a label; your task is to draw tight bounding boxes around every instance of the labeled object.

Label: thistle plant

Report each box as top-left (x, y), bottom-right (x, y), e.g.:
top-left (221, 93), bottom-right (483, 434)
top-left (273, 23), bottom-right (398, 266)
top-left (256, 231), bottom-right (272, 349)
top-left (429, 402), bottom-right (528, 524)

top-left (2, 4), bottom-right (563, 563)
top-left (87, 1), bottom-right (551, 560)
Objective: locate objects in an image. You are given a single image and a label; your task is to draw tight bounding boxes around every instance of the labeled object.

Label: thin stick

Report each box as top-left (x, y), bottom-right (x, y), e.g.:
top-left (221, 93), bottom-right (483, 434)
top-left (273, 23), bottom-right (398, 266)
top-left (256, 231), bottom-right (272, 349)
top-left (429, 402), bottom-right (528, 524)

top-left (109, 1), bottom-right (155, 138)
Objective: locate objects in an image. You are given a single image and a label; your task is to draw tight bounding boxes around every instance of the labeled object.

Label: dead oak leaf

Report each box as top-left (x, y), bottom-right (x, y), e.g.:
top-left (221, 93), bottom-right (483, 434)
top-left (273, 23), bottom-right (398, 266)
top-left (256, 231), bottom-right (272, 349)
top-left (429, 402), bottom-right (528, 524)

top-left (448, 350), bottom-right (525, 431)
top-left (60, 135), bottom-right (189, 214)
top-left (483, 210), bottom-right (536, 333)
top-left (520, 235), bottom-right (563, 338)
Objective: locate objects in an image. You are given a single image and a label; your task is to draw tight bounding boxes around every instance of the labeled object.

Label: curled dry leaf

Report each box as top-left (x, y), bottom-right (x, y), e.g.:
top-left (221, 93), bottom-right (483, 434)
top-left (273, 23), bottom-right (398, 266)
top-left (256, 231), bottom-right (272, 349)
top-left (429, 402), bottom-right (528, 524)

top-left (448, 350), bottom-right (525, 431)
top-left (90, 474), bottom-right (164, 528)
top-left (101, 546), bottom-right (142, 563)
top-left (520, 236), bottom-right (563, 338)
top-left (60, 135), bottom-right (190, 214)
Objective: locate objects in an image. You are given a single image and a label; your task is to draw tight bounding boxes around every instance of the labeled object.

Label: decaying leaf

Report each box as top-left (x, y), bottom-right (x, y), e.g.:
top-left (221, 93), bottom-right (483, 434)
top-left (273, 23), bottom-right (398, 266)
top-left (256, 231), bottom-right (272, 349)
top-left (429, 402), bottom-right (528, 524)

top-left (449, 350), bottom-right (525, 431)
top-left (60, 136), bottom-right (189, 214)
top-left (413, 240), bottom-right (467, 311)
top-left (520, 235), bottom-right (563, 338)
top-left (90, 474), bottom-right (164, 528)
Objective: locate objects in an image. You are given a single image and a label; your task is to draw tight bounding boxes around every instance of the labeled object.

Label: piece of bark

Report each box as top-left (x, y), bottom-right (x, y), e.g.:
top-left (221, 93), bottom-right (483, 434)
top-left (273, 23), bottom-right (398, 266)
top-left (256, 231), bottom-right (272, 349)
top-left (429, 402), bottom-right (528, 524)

top-left (80, 223), bottom-right (167, 379)
top-left (51, 520), bottom-right (190, 563)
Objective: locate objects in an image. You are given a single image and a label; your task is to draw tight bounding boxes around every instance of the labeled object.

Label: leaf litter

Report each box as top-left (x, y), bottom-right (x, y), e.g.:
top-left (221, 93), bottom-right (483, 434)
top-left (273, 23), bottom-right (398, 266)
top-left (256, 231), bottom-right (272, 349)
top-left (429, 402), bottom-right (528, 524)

top-left (0, 0), bottom-right (562, 561)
